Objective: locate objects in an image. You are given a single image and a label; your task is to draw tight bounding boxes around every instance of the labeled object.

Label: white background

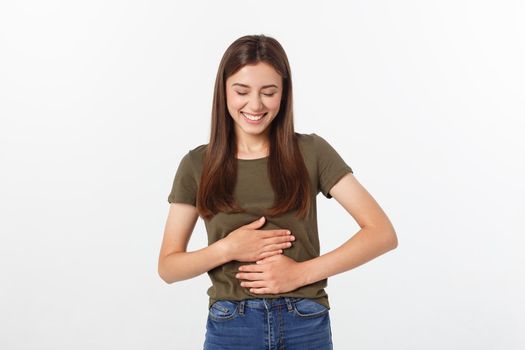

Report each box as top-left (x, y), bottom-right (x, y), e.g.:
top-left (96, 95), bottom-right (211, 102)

top-left (1, 1), bottom-right (524, 349)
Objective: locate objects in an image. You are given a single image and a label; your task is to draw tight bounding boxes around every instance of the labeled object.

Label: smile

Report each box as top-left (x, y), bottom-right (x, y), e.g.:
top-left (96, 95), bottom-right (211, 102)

top-left (241, 112), bottom-right (267, 122)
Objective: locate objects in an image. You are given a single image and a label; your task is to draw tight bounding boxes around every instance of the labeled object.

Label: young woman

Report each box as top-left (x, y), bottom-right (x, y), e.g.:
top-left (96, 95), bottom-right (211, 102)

top-left (158, 34), bottom-right (398, 350)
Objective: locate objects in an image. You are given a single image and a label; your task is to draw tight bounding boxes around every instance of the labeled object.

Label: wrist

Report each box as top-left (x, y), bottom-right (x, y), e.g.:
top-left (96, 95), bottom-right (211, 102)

top-left (297, 260), bottom-right (312, 287)
top-left (216, 237), bottom-right (233, 262)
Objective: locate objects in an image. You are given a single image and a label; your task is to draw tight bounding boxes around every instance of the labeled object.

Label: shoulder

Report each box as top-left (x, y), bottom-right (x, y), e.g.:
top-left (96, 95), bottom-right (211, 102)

top-left (182, 143), bottom-right (208, 173)
top-left (295, 132), bottom-right (317, 146)
top-left (295, 131), bottom-right (327, 143)
top-left (188, 143), bottom-right (208, 158)
top-left (294, 132), bottom-right (320, 169)
top-left (294, 132), bottom-right (330, 153)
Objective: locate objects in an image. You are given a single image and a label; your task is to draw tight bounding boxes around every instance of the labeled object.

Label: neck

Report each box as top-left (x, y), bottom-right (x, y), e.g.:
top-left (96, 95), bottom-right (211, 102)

top-left (235, 131), bottom-right (270, 157)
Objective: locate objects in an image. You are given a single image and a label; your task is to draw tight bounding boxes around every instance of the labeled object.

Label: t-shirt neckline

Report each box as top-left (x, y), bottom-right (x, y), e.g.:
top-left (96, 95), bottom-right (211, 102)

top-left (236, 156), bottom-right (269, 162)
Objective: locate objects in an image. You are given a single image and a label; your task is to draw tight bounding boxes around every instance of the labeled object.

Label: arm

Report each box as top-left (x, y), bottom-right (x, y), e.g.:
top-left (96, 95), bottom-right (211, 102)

top-left (300, 172), bottom-right (398, 285)
top-left (158, 203), bottom-right (230, 283)
top-left (235, 172), bottom-right (398, 293)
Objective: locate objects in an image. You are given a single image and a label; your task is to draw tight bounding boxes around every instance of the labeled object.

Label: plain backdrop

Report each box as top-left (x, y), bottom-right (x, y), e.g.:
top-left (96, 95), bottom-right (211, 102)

top-left (1, 1), bottom-right (524, 349)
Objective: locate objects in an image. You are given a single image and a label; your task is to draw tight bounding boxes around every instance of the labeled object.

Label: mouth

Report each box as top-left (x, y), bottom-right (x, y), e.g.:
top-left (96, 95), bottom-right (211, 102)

top-left (241, 112), bottom-right (268, 124)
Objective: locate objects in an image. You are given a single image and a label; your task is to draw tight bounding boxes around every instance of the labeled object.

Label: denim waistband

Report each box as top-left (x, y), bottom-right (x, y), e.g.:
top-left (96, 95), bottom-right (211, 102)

top-left (233, 297), bottom-right (304, 313)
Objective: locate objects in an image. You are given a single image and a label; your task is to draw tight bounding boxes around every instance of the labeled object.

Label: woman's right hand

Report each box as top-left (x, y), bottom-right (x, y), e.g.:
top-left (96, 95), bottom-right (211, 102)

top-left (223, 216), bottom-right (296, 262)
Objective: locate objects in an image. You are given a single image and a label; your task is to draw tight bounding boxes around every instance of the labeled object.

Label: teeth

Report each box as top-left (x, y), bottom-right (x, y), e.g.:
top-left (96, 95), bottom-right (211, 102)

top-left (242, 112), bottom-right (265, 121)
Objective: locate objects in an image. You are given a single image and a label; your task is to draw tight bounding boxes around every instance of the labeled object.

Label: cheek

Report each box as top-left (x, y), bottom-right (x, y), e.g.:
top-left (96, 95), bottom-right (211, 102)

top-left (226, 94), bottom-right (244, 112)
top-left (267, 97), bottom-right (282, 111)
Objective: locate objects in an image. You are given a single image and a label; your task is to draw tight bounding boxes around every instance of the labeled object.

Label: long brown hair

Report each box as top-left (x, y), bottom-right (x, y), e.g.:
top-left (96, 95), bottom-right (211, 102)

top-left (197, 34), bottom-right (311, 221)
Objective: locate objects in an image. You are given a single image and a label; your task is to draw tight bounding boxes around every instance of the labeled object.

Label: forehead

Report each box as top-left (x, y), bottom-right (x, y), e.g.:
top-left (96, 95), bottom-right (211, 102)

top-left (227, 62), bottom-right (281, 88)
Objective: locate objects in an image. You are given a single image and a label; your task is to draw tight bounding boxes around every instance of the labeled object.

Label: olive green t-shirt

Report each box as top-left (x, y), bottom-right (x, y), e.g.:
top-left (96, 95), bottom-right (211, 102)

top-left (167, 132), bottom-right (353, 309)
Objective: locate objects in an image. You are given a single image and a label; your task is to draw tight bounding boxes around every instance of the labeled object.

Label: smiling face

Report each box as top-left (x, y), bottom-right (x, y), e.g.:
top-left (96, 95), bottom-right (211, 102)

top-left (225, 61), bottom-right (283, 142)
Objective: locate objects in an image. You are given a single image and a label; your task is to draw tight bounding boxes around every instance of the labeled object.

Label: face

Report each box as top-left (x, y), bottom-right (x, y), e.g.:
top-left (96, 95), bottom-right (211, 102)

top-left (225, 61), bottom-right (283, 139)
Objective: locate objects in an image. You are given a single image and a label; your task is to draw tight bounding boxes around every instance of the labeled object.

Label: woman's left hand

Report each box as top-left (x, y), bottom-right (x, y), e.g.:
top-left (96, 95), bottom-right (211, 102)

top-left (235, 254), bottom-right (306, 294)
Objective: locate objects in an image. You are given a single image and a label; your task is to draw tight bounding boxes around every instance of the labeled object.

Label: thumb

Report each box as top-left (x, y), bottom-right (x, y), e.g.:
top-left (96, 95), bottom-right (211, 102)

top-left (256, 254), bottom-right (276, 264)
top-left (245, 216), bottom-right (265, 228)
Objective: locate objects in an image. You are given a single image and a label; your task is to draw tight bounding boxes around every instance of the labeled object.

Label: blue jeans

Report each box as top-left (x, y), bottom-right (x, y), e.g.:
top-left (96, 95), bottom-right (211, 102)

top-left (203, 297), bottom-right (333, 350)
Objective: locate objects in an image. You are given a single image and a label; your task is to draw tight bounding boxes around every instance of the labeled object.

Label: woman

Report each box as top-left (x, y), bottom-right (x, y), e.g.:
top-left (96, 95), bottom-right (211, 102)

top-left (158, 34), bottom-right (398, 350)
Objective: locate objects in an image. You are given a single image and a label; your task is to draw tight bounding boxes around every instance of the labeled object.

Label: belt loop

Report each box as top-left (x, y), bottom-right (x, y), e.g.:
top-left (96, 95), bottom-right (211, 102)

top-left (239, 300), bottom-right (245, 315)
top-left (284, 297), bottom-right (293, 312)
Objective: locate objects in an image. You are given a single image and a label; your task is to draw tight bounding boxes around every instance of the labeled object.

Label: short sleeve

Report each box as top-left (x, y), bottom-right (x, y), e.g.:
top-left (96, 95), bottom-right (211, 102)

top-left (312, 133), bottom-right (353, 199)
top-left (167, 151), bottom-right (197, 206)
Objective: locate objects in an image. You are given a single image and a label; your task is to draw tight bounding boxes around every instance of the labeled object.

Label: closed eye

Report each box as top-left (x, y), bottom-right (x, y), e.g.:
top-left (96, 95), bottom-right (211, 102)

top-left (236, 92), bottom-right (276, 97)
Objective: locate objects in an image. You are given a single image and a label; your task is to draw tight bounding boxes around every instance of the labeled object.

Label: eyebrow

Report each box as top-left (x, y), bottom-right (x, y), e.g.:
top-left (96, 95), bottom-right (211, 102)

top-left (231, 83), bottom-right (279, 89)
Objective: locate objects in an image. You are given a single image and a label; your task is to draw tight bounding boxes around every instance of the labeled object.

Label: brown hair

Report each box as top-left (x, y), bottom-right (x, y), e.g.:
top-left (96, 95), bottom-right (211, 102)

top-left (196, 34), bottom-right (311, 221)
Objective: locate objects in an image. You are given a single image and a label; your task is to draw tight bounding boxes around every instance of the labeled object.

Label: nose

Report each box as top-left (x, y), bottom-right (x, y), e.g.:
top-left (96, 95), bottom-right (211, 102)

top-left (247, 94), bottom-right (264, 111)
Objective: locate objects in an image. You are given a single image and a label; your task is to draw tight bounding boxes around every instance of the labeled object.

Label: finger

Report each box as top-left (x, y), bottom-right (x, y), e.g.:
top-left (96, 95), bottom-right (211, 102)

top-left (255, 255), bottom-right (275, 264)
top-left (256, 256), bottom-right (275, 264)
top-left (238, 264), bottom-right (264, 272)
top-left (262, 243), bottom-right (291, 254)
top-left (236, 272), bottom-right (264, 281)
top-left (245, 216), bottom-right (265, 228)
top-left (260, 229), bottom-right (291, 238)
top-left (261, 243), bottom-right (289, 255)
top-left (259, 249), bottom-right (282, 259)
top-left (258, 254), bottom-right (279, 264)
top-left (265, 235), bottom-right (295, 245)
top-left (240, 280), bottom-right (266, 288)
top-left (249, 287), bottom-right (271, 294)
top-left (269, 241), bottom-right (292, 250)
